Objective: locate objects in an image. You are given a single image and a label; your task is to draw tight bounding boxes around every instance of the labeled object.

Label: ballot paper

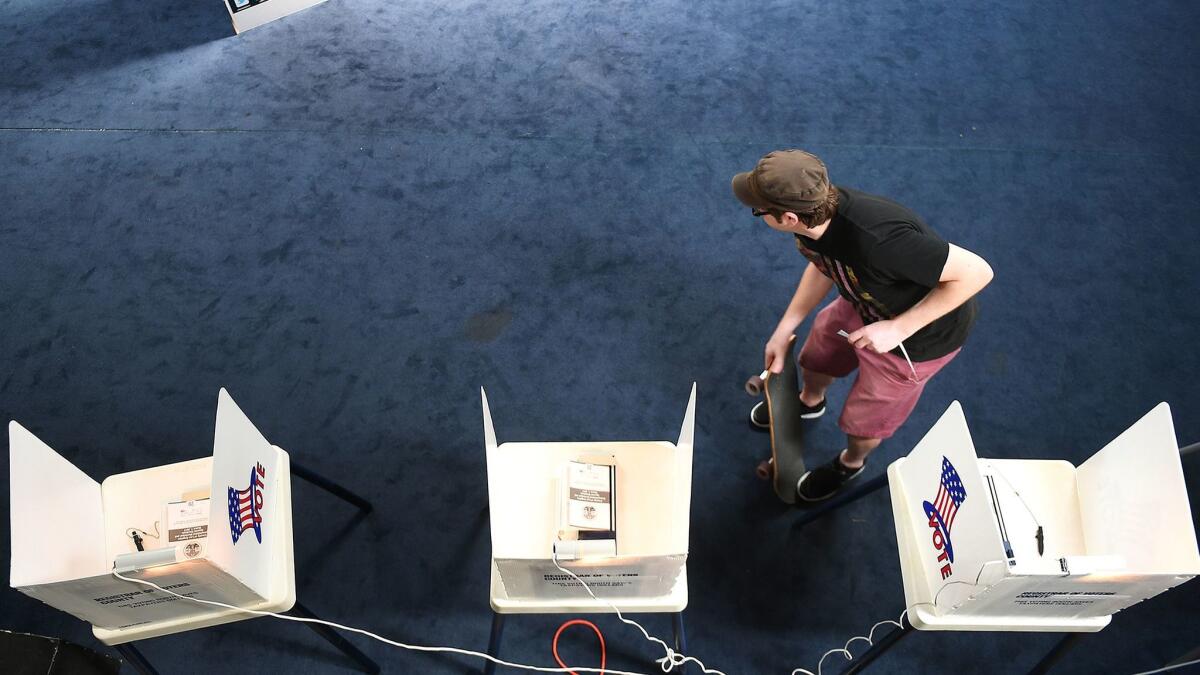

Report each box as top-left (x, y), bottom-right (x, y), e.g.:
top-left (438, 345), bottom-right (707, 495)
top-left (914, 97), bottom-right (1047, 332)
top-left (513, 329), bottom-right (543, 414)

top-left (566, 461), bottom-right (615, 531)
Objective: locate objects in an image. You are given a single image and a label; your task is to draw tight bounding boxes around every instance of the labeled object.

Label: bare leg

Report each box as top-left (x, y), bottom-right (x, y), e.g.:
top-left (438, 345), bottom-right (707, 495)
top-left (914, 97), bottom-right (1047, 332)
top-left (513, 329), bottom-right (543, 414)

top-left (799, 368), bottom-right (834, 407)
top-left (842, 435), bottom-right (881, 468)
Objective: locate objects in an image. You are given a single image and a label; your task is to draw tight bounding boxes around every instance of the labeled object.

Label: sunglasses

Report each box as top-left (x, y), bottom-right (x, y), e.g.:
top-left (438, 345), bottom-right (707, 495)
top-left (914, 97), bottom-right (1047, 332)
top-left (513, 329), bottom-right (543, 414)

top-left (751, 208), bottom-right (770, 217)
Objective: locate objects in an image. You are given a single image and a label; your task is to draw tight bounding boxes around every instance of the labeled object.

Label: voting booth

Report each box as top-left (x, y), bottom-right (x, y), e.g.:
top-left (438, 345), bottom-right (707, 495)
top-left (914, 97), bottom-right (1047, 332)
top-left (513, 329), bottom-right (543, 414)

top-left (480, 385), bottom-right (696, 675)
top-left (482, 385), bottom-right (695, 610)
top-left (8, 389), bottom-right (295, 639)
top-left (889, 401), bottom-right (1200, 632)
top-left (223, 0), bottom-right (328, 34)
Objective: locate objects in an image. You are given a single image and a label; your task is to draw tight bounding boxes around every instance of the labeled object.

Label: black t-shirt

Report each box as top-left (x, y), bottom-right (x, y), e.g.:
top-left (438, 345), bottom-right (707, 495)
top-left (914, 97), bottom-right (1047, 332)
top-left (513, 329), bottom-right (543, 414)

top-left (795, 187), bottom-right (977, 361)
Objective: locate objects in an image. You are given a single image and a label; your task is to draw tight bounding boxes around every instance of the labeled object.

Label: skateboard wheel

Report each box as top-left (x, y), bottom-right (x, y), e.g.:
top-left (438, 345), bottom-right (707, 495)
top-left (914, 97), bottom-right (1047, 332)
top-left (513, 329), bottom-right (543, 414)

top-left (755, 459), bottom-right (772, 480)
top-left (745, 375), bottom-right (764, 396)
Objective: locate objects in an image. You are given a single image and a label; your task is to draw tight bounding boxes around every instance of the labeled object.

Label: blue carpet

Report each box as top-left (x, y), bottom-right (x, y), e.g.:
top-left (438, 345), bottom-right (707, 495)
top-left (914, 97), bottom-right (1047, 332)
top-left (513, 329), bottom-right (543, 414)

top-left (2, 0), bottom-right (1199, 673)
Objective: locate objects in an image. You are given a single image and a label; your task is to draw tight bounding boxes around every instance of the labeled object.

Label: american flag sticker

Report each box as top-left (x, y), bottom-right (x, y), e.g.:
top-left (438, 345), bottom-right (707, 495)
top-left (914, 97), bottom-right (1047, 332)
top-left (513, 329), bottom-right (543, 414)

top-left (922, 457), bottom-right (968, 576)
top-left (934, 457), bottom-right (967, 531)
top-left (228, 463), bottom-right (267, 545)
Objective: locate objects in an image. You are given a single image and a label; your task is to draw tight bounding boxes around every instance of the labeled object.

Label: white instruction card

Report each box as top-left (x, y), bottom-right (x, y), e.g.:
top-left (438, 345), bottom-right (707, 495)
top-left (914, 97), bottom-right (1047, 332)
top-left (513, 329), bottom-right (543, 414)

top-left (166, 498), bottom-right (210, 560)
top-left (567, 461), bottom-right (614, 530)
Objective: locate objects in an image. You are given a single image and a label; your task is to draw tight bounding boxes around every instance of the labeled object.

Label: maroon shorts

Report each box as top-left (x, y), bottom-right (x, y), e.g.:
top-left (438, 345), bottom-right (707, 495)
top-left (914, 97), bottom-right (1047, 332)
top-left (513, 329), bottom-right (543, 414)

top-left (798, 297), bottom-right (961, 440)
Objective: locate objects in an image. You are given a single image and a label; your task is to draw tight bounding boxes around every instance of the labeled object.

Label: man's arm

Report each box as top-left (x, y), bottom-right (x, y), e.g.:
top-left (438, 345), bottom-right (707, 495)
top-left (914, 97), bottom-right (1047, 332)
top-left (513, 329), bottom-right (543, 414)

top-left (766, 262), bottom-right (835, 372)
top-left (847, 243), bottom-right (993, 354)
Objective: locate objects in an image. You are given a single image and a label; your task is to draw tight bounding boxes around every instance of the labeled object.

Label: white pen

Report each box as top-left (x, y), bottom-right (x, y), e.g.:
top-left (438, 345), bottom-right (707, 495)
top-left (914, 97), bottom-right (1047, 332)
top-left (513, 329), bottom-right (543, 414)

top-left (838, 329), bottom-right (918, 379)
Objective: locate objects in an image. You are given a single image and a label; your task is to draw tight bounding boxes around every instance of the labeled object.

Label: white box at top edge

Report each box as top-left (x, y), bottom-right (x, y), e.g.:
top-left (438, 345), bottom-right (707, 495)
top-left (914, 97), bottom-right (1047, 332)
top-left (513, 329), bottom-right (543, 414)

top-left (223, 0), bottom-right (328, 34)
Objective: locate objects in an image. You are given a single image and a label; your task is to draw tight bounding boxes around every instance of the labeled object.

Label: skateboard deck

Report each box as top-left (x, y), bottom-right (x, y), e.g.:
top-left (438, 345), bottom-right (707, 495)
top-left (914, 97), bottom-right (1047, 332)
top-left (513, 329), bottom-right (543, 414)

top-left (753, 336), bottom-right (806, 504)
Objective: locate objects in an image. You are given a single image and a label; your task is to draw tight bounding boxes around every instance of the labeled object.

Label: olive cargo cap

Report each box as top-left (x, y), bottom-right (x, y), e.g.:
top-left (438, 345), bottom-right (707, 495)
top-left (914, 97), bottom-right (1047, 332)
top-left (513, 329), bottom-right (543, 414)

top-left (731, 150), bottom-right (830, 213)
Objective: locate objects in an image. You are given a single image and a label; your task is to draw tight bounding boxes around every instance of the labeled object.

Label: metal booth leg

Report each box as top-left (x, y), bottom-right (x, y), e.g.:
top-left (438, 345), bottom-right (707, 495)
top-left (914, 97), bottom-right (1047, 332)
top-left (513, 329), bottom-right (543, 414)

top-left (672, 612), bottom-right (688, 673)
top-left (291, 601), bottom-right (381, 674)
top-left (290, 461), bottom-right (374, 513)
top-left (115, 642), bottom-right (161, 675)
top-left (1027, 633), bottom-right (1084, 675)
top-left (840, 619), bottom-right (914, 674)
top-left (1164, 645), bottom-right (1200, 670)
top-left (794, 472), bottom-right (889, 529)
top-left (483, 611), bottom-right (506, 675)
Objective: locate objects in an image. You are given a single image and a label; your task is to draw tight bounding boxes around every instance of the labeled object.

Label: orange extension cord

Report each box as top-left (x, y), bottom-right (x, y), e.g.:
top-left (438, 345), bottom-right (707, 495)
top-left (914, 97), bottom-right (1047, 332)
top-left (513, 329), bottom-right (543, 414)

top-left (552, 619), bottom-right (607, 675)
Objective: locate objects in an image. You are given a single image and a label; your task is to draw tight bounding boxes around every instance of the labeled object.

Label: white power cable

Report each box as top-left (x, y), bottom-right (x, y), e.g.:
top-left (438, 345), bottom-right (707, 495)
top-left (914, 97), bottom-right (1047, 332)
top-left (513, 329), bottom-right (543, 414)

top-left (549, 551), bottom-right (728, 675)
top-left (789, 574), bottom-right (988, 675)
top-left (790, 602), bottom-right (1200, 675)
top-left (790, 609), bottom-right (911, 675)
top-left (110, 556), bottom-right (1175, 675)
top-left (1130, 658), bottom-right (1200, 675)
top-left (109, 569), bottom-right (656, 675)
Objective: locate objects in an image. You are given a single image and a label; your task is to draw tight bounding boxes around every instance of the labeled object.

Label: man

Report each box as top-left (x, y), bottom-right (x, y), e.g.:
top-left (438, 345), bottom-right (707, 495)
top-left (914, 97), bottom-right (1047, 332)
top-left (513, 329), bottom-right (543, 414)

top-left (732, 150), bottom-right (993, 502)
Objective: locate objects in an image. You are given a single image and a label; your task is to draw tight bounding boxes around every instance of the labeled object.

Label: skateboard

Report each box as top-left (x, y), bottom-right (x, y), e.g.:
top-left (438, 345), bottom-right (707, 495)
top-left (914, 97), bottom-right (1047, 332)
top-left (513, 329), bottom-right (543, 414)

top-left (745, 335), bottom-right (806, 504)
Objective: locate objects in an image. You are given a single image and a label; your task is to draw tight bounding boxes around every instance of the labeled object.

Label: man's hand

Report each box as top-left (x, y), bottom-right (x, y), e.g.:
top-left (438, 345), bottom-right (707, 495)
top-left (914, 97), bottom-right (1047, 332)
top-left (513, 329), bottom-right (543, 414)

top-left (846, 320), bottom-right (911, 354)
top-left (764, 329), bottom-right (794, 374)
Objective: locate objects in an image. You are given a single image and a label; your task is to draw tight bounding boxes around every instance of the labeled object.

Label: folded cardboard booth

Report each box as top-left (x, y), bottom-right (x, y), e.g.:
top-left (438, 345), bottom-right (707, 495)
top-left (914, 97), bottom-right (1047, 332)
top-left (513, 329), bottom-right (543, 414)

top-left (8, 389), bottom-right (293, 639)
top-left (890, 401), bottom-right (1200, 632)
top-left (483, 385), bottom-right (695, 609)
